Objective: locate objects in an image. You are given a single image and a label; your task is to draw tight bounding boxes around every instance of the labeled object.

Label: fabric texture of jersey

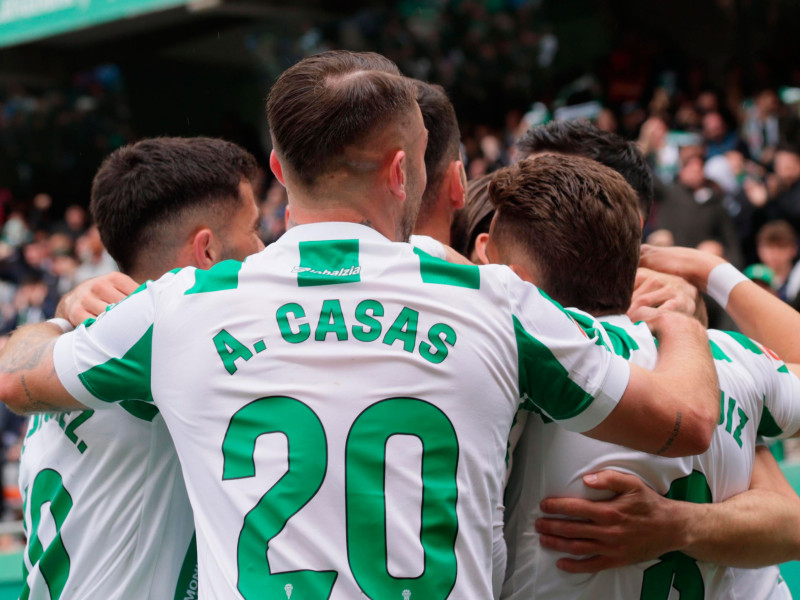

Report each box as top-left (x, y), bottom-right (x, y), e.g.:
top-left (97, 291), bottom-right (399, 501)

top-left (502, 313), bottom-right (800, 600)
top-left (19, 405), bottom-right (196, 599)
top-left (52, 222), bottom-right (630, 600)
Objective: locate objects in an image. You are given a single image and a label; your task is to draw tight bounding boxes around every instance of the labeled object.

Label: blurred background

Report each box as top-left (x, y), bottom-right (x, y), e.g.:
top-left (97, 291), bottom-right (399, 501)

top-left (3, 0), bottom-right (800, 595)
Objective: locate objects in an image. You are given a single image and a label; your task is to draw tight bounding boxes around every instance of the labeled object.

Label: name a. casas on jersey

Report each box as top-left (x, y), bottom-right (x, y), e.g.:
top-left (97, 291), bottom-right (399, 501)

top-left (212, 297), bottom-right (458, 375)
top-left (291, 265), bottom-right (361, 277)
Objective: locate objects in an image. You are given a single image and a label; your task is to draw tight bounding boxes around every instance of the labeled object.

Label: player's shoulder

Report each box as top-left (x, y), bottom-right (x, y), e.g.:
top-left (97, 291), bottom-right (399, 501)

top-left (707, 329), bottom-right (779, 365)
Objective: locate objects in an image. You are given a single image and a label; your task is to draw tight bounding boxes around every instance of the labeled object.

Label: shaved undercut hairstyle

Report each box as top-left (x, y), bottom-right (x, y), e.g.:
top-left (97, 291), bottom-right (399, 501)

top-left (91, 136), bottom-right (257, 274)
top-left (517, 121), bottom-right (654, 220)
top-left (416, 80), bottom-right (461, 221)
top-left (489, 154), bottom-right (641, 315)
top-left (267, 50), bottom-right (418, 186)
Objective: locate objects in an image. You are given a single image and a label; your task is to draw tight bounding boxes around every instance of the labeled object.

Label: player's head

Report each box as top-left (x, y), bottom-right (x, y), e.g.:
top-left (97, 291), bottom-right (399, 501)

top-left (487, 154), bottom-right (641, 316)
top-left (413, 80), bottom-right (465, 240)
top-left (517, 121), bottom-right (654, 221)
top-left (267, 50), bottom-right (426, 241)
top-left (91, 137), bottom-right (263, 281)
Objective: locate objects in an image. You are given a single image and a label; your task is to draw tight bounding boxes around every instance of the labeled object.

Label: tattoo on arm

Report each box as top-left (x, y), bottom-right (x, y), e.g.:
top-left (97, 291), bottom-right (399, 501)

top-left (0, 330), bottom-right (57, 374)
top-left (20, 373), bottom-right (60, 412)
top-left (656, 411), bottom-right (682, 455)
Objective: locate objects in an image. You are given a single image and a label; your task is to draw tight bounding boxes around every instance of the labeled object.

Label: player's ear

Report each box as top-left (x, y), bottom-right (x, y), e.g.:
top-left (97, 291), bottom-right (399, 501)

top-left (389, 150), bottom-right (407, 201)
top-left (191, 228), bottom-right (218, 270)
top-left (269, 150), bottom-right (286, 186)
top-left (472, 232), bottom-right (490, 265)
top-left (447, 160), bottom-right (466, 210)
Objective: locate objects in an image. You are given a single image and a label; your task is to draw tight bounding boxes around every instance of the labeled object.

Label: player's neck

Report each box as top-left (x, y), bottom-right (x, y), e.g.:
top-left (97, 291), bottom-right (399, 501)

top-left (287, 203), bottom-right (398, 241)
top-left (413, 203), bottom-right (452, 246)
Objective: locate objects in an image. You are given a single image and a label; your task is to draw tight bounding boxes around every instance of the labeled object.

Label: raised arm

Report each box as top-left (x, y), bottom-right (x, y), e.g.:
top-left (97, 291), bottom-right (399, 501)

top-left (585, 309), bottom-right (719, 457)
top-left (639, 244), bottom-right (800, 361)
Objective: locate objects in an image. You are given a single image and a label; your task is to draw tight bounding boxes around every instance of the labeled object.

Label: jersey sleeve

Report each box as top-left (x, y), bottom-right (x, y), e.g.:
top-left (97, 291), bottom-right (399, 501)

top-left (504, 273), bottom-right (631, 433)
top-left (53, 273), bottom-right (177, 411)
top-left (712, 330), bottom-right (800, 439)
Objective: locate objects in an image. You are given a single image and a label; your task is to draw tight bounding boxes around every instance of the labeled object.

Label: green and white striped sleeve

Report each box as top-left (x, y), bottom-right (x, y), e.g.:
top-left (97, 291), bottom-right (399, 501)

top-left (712, 330), bottom-right (800, 439)
top-left (53, 276), bottom-right (168, 410)
top-left (506, 273), bottom-right (631, 433)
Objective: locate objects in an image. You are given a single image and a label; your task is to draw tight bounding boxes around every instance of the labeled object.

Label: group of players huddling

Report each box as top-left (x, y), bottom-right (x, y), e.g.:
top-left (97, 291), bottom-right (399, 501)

top-left (2, 50), bottom-right (800, 599)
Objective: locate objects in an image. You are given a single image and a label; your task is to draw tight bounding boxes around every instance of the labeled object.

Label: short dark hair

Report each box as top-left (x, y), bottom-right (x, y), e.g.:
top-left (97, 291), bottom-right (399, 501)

top-left (91, 137), bottom-right (258, 274)
top-left (517, 121), bottom-right (654, 220)
top-left (267, 50), bottom-right (417, 187)
top-left (416, 81), bottom-right (460, 221)
top-left (489, 154), bottom-right (641, 315)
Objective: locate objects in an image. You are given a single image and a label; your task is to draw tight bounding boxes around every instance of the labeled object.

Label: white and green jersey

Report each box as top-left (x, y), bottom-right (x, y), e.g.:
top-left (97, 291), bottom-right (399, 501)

top-left (51, 222), bottom-right (630, 600)
top-left (502, 313), bottom-right (800, 600)
top-left (18, 406), bottom-right (197, 599)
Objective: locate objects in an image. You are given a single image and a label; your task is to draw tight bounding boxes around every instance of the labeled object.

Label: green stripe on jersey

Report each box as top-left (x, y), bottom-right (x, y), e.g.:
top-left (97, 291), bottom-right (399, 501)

top-left (120, 400), bottom-right (160, 422)
top-left (709, 340), bottom-right (732, 362)
top-left (722, 330), bottom-right (763, 355)
top-left (513, 315), bottom-right (595, 421)
top-left (600, 322), bottom-right (640, 360)
top-left (758, 403), bottom-right (784, 437)
top-left (185, 260), bottom-right (243, 294)
top-left (297, 239), bottom-right (361, 286)
top-left (778, 364), bottom-right (790, 374)
top-left (565, 310), bottom-right (608, 351)
top-left (414, 247), bottom-right (480, 289)
top-left (174, 534), bottom-right (198, 600)
top-left (78, 325), bottom-right (154, 404)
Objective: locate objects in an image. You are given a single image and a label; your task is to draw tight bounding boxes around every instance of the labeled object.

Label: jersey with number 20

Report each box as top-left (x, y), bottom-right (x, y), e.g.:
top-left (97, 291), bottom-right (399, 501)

top-left (52, 222), bottom-right (630, 600)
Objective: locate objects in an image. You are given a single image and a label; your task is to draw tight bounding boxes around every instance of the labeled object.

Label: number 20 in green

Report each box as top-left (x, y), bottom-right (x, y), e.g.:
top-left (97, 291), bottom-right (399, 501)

top-left (222, 396), bottom-right (459, 600)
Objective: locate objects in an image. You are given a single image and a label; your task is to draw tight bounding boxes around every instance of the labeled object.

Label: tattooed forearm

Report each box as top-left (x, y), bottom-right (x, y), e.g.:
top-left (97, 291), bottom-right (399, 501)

top-left (20, 374), bottom-right (60, 413)
top-left (656, 411), bottom-right (683, 455)
top-left (0, 329), bottom-right (57, 374)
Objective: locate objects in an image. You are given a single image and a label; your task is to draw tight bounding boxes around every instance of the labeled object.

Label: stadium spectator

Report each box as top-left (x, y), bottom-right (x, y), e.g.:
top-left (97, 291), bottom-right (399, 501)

top-left (754, 220), bottom-right (800, 304)
top-left (652, 151), bottom-right (743, 266)
top-left (702, 111), bottom-right (743, 159)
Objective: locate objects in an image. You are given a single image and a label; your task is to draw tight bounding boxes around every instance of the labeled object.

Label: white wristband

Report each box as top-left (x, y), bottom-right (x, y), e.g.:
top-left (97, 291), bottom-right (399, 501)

top-left (47, 318), bottom-right (75, 333)
top-left (706, 263), bottom-right (748, 308)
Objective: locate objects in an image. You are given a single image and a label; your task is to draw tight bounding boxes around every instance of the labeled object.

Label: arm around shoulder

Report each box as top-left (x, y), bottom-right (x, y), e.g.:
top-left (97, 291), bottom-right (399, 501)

top-left (0, 322), bottom-right (86, 414)
top-left (586, 310), bottom-right (719, 457)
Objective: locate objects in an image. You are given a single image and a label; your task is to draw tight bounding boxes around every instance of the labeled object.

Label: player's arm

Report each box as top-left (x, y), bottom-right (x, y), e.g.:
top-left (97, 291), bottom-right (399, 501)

top-left (584, 309), bottom-right (718, 457)
top-left (535, 446), bottom-right (800, 571)
top-left (639, 244), bottom-right (800, 361)
top-left (0, 322), bottom-right (85, 414)
top-left (514, 275), bottom-right (718, 457)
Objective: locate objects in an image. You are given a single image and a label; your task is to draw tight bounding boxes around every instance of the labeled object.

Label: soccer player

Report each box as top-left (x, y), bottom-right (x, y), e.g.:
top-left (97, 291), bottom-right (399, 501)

top-left (18, 137), bottom-right (263, 599)
top-left (491, 154), bottom-right (800, 599)
top-left (512, 123), bottom-right (800, 597)
top-left (410, 80), bottom-right (466, 246)
top-left (0, 51), bottom-right (718, 599)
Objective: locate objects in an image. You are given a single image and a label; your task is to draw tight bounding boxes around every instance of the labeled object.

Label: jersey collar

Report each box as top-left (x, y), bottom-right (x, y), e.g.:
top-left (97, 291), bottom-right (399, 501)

top-left (278, 222), bottom-right (392, 244)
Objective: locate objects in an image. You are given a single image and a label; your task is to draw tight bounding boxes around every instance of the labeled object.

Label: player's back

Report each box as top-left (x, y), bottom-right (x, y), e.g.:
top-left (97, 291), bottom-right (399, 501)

top-left (502, 314), bottom-right (800, 600)
top-left (156, 223), bottom-right (526, 599)
top-left (19, 405), bottom-right (196, 599)
top-left (57, 222), bottom-right (630, 599)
